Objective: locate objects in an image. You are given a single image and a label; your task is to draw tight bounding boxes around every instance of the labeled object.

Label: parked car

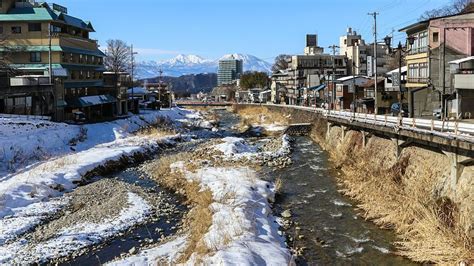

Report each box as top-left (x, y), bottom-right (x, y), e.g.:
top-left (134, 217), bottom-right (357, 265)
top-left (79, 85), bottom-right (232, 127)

top-left (73, 111), bottom-right (86, 123)
top-left (391, 103), bottom-right (408, 117)
top-left (433, 108), bottom-right (442, 119)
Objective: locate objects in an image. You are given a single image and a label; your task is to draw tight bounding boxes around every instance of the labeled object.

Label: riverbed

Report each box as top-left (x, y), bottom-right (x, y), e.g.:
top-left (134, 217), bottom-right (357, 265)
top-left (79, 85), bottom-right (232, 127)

top-left (1, 107), bottom-right (417, 264)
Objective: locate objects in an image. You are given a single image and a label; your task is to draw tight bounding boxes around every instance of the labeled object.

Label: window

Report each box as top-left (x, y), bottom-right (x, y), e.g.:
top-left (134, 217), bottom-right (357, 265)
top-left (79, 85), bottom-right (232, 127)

top-left (11, 26), bottom-right (21, 34)
top-left (0, 0), bottom-right (3, 8)
top-left (419, 62), bottom-right (428, 78)
top-left (28, 23), bottom-right (41, 32)
top-left (433, 32), bottom-right (439, 43)
top-left (52, 25), bottom-right (61, 33)
top-left (0, 26), bottom-right (3, 35)
top-left (30, 52), bottom-right (41, 62)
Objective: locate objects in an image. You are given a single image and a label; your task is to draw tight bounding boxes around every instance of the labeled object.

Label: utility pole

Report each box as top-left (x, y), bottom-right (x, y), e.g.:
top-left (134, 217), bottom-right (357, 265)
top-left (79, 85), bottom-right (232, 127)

top-left (48, 23), bottom-right (56, 120)
top-left (130, 44), bottom-right (138, 113)
top-left (328, 45), bottom-right (339, 110)
top-left (368, 11), bottom-right (379, 114)
top-left (158, 68), bottom-right (163, 104)
top-left (48, 23), bottom-right (53, 85)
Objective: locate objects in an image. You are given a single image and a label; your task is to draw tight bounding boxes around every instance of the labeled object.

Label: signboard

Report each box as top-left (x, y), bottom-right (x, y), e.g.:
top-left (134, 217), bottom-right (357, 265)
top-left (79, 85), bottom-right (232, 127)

top-left (306, 34), bottom-right (318, 47)
top-left (52, 4), bottom-right (68, 14)
top-left (367, 56), bottom-right (373, 77)
top-left (392, 72), bottom-right (401, 88)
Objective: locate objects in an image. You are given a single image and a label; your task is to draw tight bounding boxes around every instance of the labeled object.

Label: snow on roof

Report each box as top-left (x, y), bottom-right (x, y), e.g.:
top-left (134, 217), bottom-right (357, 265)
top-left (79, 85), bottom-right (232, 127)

top-left (337, 75), bottom-right (369, 81)
top-left (387, 66), bottom-right (408, 74)
top-left (127, 87), bottom-right (149, 94)
top-left (449, 56), bottom-right (474, 65)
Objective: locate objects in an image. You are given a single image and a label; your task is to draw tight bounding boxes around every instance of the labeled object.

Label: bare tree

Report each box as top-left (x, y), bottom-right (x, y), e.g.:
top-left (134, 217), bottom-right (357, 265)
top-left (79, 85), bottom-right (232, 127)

top-left (271, 54), bottom-right (291, 73)
top-left (0, 34), bottom-right (19, 76)
top-left (104, 39), bottom-right (131, 73)
top-left (419, 0), bottom-right (471, 20)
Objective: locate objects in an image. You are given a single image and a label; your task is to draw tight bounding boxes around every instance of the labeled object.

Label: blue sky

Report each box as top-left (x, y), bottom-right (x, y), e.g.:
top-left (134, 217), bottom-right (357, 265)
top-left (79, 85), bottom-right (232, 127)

top-left (53, 0), bottom-right (449, 62)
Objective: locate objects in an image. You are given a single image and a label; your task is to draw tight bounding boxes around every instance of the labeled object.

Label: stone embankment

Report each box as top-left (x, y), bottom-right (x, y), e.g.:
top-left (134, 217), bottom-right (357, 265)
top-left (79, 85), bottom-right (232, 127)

top-left (233, 104), bottom-right (474, 265)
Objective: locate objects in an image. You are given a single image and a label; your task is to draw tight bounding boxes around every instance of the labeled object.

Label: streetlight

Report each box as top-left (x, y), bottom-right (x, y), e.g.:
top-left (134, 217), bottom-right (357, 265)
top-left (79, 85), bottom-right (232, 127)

top-left (384, 35), bottom-right (416, 119)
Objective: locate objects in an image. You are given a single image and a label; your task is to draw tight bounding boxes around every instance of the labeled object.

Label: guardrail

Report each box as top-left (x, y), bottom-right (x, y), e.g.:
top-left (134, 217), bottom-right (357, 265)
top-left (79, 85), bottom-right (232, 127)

top-left (0, 113), bottom-right (52, 121)
top-left (248, 104), bottom-right (474, 143)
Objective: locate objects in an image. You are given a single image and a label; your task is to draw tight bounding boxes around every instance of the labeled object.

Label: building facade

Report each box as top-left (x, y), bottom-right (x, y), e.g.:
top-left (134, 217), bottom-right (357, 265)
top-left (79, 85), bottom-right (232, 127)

top-left (339, 27), bottom-right (390, 77)
top-left (271, 34), bottom-right (348, 106)
top-left (0, 0), bottom-right (108, 121)
top-left (400, 11), bottom-right (474, 118)
top-left (217, 57), bottom-right (243, 86)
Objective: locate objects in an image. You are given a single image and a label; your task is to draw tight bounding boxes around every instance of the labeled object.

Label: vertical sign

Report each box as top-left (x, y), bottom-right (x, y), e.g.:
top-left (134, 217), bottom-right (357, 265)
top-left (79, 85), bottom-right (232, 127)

top-left (367, 56), bottom-right (373, 77)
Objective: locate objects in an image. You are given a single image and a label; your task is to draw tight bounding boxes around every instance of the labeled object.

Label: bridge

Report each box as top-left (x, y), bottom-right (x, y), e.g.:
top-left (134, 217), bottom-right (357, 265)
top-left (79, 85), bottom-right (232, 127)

top-left (176, 101), bottom-right (233, 107)
top-left (237, 104), bottom-right (474, 191)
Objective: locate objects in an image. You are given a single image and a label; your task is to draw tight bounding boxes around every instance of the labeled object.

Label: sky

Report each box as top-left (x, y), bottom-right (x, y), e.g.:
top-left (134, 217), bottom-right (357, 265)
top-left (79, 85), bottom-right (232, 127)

top-left (52, 0), bottom-right (451, 62)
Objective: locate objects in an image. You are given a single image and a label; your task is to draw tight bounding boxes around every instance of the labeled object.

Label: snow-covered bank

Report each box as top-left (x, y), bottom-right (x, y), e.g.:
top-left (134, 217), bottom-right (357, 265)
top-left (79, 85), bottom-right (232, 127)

top-left (0, 108), bottom-right (207, 263)
top-left (110, 134), bottom-right (294, 265)
top-left (0, 192), bottom-right (151, 263)
top-left (0, 109), bottom-right (194, 177)
top-left (184, 167), bottom-right (291, 265)
top-left (107, 236), bottom-right (188, 266)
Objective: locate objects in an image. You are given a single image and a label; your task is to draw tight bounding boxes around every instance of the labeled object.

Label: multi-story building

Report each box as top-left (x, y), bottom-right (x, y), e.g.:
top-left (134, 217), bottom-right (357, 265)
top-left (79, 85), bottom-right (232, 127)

top-left (217, 56), bottom-right (243, 86)
top-left (400, 11), bottom-right (474, 118)
top-left (103, 72), bottom-right (132, 116)
top-left (271, 34), bottom-right (348, 105)
top-left (0, 0), bottom-right (108, 121)
top-left (339, 27), bottom-right (390, 77)
top-left (449, 56), bottom-right (474, 118)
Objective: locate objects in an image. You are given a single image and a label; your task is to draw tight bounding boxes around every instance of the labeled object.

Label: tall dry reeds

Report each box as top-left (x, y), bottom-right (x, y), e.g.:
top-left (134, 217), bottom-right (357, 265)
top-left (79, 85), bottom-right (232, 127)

top-left (322, 129), bottom-right (473, 264)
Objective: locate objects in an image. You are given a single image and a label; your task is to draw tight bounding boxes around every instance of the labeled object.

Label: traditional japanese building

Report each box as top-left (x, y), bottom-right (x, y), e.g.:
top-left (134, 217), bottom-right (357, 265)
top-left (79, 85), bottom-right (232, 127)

top-left (0, 0), bottom-right (110, 121)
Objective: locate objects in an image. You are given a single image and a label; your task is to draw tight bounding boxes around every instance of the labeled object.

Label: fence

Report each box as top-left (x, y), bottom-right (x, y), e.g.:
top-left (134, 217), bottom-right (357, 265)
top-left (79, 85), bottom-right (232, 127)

top-left (256, 104), bottom-right (474, 143)
top-left (0, 113), bottom-right (52, 121)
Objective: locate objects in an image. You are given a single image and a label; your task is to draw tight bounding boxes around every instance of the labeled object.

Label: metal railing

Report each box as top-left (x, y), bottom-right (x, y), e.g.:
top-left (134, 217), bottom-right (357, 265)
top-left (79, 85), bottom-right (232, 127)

top-left (248, 104), bottom-right (474, 143)
top-left (0, 113), bottom-right (51, 121)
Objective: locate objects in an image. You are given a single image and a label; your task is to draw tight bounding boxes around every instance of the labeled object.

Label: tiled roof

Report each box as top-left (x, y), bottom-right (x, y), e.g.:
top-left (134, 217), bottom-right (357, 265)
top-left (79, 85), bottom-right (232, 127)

top-left (0, 7), bottom-right (56, 21)
top-left (0, 5), bottom-right (95, 32)
top-left (0, 45), bottom-right (105, 57)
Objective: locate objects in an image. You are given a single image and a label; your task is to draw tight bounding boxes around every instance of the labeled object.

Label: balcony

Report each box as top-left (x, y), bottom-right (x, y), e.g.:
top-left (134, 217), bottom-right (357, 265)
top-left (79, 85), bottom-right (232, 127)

top-left (408, 46), bottom-right (428, 55)
top-left (54, 33), bottom-right (99, 46)
top-left (10, 76), bottom-right (50, 86)
top-left (454, 74), bottom-right (474, 90)
top-left (407, 77), bottom-right (429, 84)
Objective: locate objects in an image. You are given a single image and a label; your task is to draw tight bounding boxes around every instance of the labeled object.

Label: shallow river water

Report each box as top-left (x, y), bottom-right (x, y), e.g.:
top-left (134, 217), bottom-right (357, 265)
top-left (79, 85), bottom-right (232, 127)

top-left (270, 136), bottom-right (417, 265)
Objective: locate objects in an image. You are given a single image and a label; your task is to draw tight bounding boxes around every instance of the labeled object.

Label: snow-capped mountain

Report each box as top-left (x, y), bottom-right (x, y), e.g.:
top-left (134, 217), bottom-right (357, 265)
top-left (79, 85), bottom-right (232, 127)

top-left (167, 54), bottom-right (212, 65)
top-left (135, 53), bottom-right (272, 79)
top-left (219, 53), bottom-right (272, 73)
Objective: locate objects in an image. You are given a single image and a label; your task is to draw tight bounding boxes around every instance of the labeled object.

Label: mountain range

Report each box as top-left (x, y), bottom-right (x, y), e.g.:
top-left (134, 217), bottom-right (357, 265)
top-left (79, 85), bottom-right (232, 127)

top-left (135, 53), bottom-right (273, 79)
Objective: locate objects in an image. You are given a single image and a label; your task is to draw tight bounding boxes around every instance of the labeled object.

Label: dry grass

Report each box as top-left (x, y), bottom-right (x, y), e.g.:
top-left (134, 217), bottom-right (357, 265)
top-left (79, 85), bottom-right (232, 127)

top-left (320, 129), bottom-right (473, 264)
top-left (138, 117), bottom-right (177, 138)
top-left (146, 153), bottom-right (214, 262)
top-left (274, 177), bottom-right (283, 195)
top-left (232, 105), bottom-right (289, 126)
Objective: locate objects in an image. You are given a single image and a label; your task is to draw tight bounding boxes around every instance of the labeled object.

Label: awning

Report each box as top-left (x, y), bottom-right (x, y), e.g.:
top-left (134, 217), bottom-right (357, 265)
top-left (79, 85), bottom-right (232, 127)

top-left (308, 84), bottom-right (326, 92)
top-left (357, 98), bottom-right (375, 103)
top-left (449, 56), bottom-right (474, 65)
top-left (64, 81), bottom-right (104, 89)
top-left (68, 94), bottom-right (116, 108)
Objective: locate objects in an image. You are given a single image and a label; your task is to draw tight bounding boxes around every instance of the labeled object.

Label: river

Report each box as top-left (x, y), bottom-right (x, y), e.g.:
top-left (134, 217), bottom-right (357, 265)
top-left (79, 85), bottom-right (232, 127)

top-left (67, 108), bottom-right (415, 265)
top-left (269, 136), bottom-right (417, 265)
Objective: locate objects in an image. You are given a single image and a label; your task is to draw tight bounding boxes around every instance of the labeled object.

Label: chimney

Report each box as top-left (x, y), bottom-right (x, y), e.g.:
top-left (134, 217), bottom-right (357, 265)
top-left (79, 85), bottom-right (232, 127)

top-left (347, 27), bottom-right (353, 34)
